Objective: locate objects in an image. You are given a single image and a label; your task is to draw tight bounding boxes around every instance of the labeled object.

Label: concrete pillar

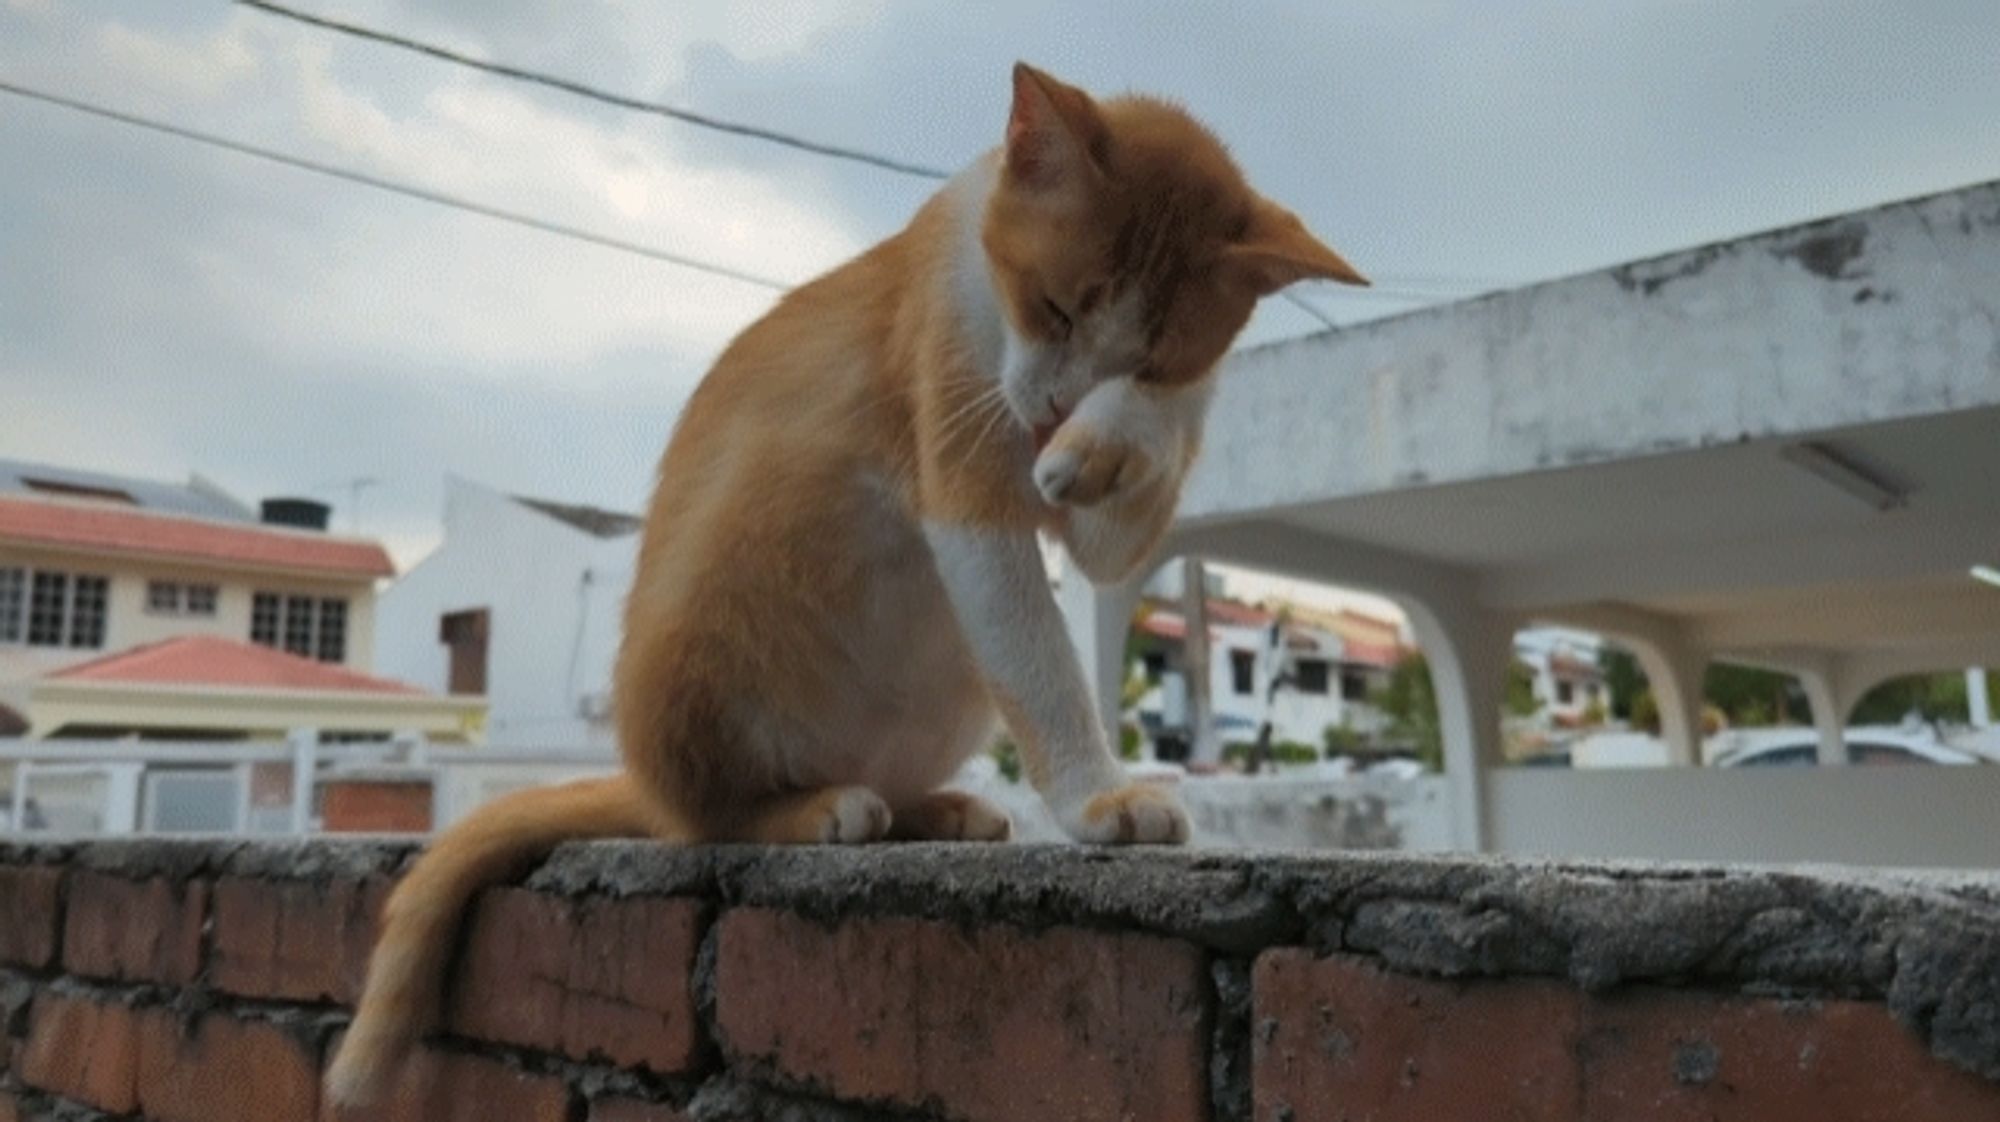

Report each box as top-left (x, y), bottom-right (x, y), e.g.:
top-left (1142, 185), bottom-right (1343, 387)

top-left (1629, 642), bottom-right (1710, 767)
top-left (1054, 557), bottom-right (1142, 748)
top-left (1179, 557), bottom-right (1220, 764)
top-left (1970, 667), bottom-right (1993, 729)
top-left (1401, 596), bottom-right (1511, 852)
top-left (288, 727), bottom-right (319, 835)
top-left (1797, 669), bottom-right (1850, 767)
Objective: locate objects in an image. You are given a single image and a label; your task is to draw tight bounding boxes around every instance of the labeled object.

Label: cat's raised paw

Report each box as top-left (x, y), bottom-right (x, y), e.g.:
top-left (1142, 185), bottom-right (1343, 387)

top-left (1070, 783), bottom-right (1191, 845)
top-left (1033, 429), bottom-right (1148, 507)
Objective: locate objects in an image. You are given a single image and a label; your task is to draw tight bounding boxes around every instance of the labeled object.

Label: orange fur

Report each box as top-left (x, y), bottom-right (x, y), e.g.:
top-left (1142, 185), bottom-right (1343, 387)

top-left (327, 63), bottom-right (1363, 1107)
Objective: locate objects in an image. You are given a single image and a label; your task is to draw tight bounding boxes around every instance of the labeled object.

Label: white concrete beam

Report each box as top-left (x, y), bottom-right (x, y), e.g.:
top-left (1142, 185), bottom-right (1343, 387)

top-left (1482, 518), bottom-right (2000, 612)
top-left (1185, 180), bottom-right (2000, 522)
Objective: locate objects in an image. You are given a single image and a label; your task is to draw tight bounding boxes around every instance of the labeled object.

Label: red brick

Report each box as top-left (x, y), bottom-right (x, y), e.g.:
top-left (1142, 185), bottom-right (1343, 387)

top-left (61, 872), bottom-right (205, 985)
top-left (0, 866), bottom-right (61, 968)
top-left (449, 888), bottom-right (703, 1074)
top-left (1580, 988), bottom-right (2000, 1120)
top-left (321, 780), bottom-right (434, 833)
top-left (716, 907), bottom-right (1210, 1122)
top-left (1254, 950), bottom-right (1584, 1121)
top-left (211, 875), bottom-right (388, 1004)
top-left (323, 1041), bottom-right (570, 1122)
top-left (136, 1010), bottom-right (321, 1122)
top-left (1253, 951), bottom-right (2000, 1122)
top-left (588, 1098), bottom-right (693, 1122)
top-left (17, 993), bottom-right (145, 1113)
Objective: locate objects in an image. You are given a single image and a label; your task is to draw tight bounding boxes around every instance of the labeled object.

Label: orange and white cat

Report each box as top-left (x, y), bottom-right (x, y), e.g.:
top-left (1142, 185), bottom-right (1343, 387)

top-left (327, 63), bottom-right (1364, 1106)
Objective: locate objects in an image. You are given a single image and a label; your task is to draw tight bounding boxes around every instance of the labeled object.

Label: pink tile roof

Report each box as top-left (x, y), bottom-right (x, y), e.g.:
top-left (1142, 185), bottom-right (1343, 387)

top-left (47, 636), bottom-right (425, 696)
top-left (0, 497), bottom-right (394, 579)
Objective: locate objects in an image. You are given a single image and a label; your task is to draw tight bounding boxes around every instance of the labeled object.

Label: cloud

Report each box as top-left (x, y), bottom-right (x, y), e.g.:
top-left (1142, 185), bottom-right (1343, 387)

top-left (3, 0), bottom-right (1999, 578)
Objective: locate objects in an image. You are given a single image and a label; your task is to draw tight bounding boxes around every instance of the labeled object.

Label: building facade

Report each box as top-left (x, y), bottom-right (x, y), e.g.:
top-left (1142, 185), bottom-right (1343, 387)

top-left (0, 460), bottom-right (478, 742)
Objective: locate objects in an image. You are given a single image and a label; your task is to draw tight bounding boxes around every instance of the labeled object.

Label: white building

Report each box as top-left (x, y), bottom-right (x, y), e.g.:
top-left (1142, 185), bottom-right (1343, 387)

top-left (1126, 565), bottom-right (1402, 755)
top-left (1513, 626), bottom-right (1610, 725)
top-left (374, 477), bottom-right (639, 747)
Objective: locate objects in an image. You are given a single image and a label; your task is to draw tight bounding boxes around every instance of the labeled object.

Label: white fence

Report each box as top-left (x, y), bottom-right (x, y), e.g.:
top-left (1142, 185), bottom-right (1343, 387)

top-left (0, 733), bottom-right (620, 837)
top-left (8, 733), bottom-right (1998, 867)
top-left (0, 732), bottom-right (1454, 852)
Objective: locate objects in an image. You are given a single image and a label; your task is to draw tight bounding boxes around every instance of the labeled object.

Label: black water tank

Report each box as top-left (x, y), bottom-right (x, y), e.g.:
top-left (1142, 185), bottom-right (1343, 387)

top-left (261, 497), bottom-right (331, 531)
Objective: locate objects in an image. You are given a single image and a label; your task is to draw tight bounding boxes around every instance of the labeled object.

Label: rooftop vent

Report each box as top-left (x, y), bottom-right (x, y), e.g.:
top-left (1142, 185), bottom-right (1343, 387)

top-left (260, 497), bottom-right (331, 531)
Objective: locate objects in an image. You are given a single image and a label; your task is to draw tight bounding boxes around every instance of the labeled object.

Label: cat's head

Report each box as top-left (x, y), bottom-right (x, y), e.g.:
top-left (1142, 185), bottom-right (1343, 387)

top-left (980, 63), bottom-right (1367, 440)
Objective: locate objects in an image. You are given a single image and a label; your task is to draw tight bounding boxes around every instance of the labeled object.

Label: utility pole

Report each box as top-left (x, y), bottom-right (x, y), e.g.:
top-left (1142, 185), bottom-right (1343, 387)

top-left (1246, 612), bottom-right (1290, 775)
top-left (1179, 557), bottom-right (1217, 764)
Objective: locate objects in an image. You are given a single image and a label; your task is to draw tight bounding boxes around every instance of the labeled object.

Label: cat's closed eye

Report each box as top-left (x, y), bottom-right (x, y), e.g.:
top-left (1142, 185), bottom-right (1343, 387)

top-left (1042, 297), bottom-right (1073, 338)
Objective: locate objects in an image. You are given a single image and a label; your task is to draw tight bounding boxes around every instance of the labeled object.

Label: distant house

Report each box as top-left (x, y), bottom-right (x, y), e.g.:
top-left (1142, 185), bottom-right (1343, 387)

top-left (373, 476), bottom-right (639, 747)
top-left (0, 459), bottom-right (480, 742)
top-left (1129, 589), bottom-right (1405, 752)
top-left (1513, 627), bottom-right (1610, 726)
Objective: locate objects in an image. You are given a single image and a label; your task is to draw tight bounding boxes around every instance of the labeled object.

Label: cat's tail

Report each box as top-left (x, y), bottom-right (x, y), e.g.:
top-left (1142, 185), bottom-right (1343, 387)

top-left (324, 774), bottom-right (676, 1108)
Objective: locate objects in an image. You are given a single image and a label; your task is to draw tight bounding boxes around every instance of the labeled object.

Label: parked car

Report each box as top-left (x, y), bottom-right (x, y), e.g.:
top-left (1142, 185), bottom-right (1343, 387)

top-left (1712, 728), bottom-right (1980, 768)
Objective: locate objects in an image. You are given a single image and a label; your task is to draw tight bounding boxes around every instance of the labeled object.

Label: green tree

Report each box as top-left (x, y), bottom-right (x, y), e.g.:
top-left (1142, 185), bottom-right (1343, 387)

top-left (1599, 647), bottom-right (1647, 720)
top-left (1505, 659), bottom-right (1540, 718)
top-left (1704, 664), bottom-right (1799, 726)
top-left (1851, 671), bottom-right (1994, 724)
top-left (1376, 652), bottom-right (1443, 771)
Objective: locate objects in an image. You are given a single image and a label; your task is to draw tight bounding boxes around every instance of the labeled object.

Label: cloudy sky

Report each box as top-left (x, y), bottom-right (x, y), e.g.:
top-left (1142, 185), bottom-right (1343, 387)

top-left (5, 1), bottom-right (2000, 581)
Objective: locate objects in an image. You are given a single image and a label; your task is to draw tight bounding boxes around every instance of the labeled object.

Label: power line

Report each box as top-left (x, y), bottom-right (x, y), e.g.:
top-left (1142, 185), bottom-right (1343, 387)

top-left (1281, 292), bottom-right (1339, 330)
top-left (236, 0), bottom-right (955, 181)
top-left (0, 78), bottom-right (794, 292)
top-left (233, 0), bottom-right (1511, 303)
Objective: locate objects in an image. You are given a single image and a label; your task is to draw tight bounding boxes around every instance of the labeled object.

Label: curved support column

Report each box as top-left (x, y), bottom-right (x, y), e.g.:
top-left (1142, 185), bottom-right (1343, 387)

top-left (1628, 641), bottom-right (1709, 767)
top-left (1400, 595), bottom-right (1513, 852)
top-left (1053, 555), bottom-right (1144, 748)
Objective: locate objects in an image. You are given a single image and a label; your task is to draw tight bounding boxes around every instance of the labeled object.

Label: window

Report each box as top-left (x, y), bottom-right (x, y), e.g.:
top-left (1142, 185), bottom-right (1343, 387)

top-left (251, 593), bottom-right (280, 646)
top-left (250, 591), bottom-right (350, 662)
top-left (282, 595), bottom-right (314, 657)
top-left (184, 584), bottom-right (218, 616)
top-left (28, 571), bottom-right (66, 645)
top-left (147, 581), bottom-right (180, 614)
top-left (1, 568), bottom-right (108, 650)
top-left (0, 568), bottom-right (22, 642)
top-left (317, 599), bottom-right (348, 663)
top-left (69, 577), bottom-right (107, 648)
top-left (1230, 650), bottom-right (1256, 696)
top-left (1340, 669), bottom-right (1370, 702)
top-left (146, 581), bottom-right (219, 617)
top-left (1141, 651), bottom-right (1168, 684)
top-left (440, 608), bottom-right (490, 695)
top-left (1293, 658), bottom-right (1330, 695)
top-left (1557, 680), bottom-right (1576, 705)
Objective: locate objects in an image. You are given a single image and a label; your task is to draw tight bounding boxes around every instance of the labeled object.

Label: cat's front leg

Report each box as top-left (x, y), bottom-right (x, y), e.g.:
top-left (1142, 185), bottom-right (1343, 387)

top-left (923, 521), bottom-right (1190, 845)
top-left (1035, 376), bottom-right (1212, 583)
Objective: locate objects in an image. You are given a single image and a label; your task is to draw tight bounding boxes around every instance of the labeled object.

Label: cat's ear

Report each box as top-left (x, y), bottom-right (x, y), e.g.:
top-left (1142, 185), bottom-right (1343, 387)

top-left (1004, 62), bottom-right (1106, 191)
top-left (1225, 199), bottom-right (1369, 294)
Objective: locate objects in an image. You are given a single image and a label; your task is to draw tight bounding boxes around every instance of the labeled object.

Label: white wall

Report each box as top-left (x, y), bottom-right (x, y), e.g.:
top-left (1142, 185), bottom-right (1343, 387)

top-left (374, 479), bottom-right (635, 747)
top-left (1487, 767), bottom-right (2000, 868)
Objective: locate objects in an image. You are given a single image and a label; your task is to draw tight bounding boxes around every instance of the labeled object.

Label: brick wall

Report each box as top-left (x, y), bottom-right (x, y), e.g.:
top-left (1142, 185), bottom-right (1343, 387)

top-left (1, 840), bottom-right (1997, 1121)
